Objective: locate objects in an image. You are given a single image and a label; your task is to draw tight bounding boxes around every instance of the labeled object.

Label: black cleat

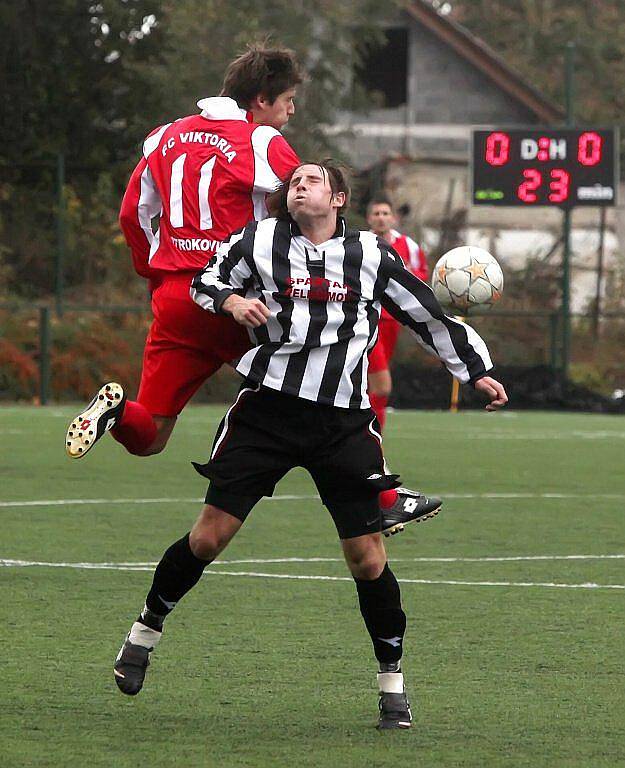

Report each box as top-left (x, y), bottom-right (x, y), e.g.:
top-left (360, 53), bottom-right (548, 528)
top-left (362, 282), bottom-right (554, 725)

top-left (378, 691), bottom-right (413, 730)
top-left (66, 382), bottom-right (125, 459)
top-left (381, 487), bottom-right (442, 537)
top-left (114, 636), bottom-right (152, 696)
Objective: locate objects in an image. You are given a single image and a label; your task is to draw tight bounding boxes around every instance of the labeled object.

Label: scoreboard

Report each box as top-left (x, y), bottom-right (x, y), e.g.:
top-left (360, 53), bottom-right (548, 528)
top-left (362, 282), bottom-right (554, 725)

top-left (471, 128), bottom-right (618, 207)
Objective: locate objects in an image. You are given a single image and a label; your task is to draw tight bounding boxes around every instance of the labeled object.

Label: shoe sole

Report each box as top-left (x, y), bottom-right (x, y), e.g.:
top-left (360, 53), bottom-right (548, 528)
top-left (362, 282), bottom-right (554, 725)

top-left (65, 382), bottom-right (124, 459)
top-left (382, 502), bottom-right (442, 537)
top-left (377, 720), bottom-right (413, 730)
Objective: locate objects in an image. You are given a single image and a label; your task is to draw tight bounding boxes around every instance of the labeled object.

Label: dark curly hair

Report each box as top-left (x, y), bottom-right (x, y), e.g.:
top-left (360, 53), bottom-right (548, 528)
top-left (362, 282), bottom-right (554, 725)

top-left (221, 44), bottom-right (303, 108)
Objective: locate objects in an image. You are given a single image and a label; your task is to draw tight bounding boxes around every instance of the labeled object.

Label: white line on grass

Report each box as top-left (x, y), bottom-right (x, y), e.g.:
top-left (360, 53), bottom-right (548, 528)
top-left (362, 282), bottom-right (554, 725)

top-left (1, 559), bottom-right (624, 590)
top-left (0, 429), bottom-right (32, 435)
top-left (2, 492), bottom-right (625, 508)
top-left (205, 571), bottom-right (625, 590)
top-left (210, 554), bottom-right (625, 564)
top-left (0, 495), bottom-right (317, 508)
top-left (394, 432), bottom-right (625, 441)
top-left (4, 554), bottom-right (625, 567)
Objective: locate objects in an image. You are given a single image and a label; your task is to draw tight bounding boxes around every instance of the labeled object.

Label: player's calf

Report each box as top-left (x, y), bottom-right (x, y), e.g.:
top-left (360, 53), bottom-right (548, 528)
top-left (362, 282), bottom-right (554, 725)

top-left (65, 382), bottom-right (125, 458)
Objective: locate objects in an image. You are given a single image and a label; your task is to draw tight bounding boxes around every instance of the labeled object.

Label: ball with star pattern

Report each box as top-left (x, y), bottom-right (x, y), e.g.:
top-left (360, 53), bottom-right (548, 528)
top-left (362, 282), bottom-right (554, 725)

top-left (431, 246), bottom-right (503, 313)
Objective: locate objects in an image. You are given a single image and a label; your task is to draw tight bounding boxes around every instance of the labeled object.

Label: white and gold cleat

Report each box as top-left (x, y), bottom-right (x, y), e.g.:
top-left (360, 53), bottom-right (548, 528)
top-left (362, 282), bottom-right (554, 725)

top-left (65, 382), bottom-right (126, 459)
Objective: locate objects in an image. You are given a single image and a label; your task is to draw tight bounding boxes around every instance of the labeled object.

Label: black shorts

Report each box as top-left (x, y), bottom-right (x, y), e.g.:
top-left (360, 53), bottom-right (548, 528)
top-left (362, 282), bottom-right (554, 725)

top-left (192, 381), bottom-right (398, 539)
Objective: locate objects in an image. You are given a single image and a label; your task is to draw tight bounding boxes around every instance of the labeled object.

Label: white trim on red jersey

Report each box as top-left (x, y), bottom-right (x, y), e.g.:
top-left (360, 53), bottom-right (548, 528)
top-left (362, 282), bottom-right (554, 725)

top-left (137, 163), bottom-right (162, 263)
top-left (197, 97), bottom-right (248, 122)
top-left (251, 125), bottom-right (285, 219)
top-left (143, 123), bottom-right (173, 159)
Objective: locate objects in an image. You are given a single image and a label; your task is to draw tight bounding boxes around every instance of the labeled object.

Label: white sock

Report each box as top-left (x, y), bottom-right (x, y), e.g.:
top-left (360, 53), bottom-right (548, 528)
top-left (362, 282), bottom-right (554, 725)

top-left (377, 671), bottom-right (405, 693)
top-left (128, 621), bottom-right (162, 650)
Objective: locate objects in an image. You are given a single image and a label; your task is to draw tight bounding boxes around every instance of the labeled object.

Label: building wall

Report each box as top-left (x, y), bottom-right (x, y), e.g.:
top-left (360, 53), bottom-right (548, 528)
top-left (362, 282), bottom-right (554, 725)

top-left (406, 20), bottom-right (537, 126)
top-left (332, 15), bottom-right (540, 168)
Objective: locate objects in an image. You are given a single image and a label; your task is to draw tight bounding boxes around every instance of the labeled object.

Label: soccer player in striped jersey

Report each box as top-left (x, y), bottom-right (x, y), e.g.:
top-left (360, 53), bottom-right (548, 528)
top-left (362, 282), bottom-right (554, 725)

top-left (113, 161), bottom-right (507, 729)
top-left (65, 45), bottom-right (301, 459)
top-left (366, 198), bottom-right (429, 431)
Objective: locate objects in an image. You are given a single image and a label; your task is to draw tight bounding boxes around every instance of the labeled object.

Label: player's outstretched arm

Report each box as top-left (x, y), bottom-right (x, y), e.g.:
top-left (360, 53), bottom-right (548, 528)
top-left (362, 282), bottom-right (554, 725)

top-left (474, 376), bottom-right (508, 411)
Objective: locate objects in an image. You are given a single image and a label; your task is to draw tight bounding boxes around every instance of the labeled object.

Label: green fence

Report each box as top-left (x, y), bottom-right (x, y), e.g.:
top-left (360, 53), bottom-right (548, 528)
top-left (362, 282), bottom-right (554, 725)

top-left (2, 304), bottom-right (624, 406)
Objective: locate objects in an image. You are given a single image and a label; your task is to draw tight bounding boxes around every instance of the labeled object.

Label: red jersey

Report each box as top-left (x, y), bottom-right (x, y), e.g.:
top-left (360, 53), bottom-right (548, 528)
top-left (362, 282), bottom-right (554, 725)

top-left (119, 97), bottom-right (300, 281)
top-left (380, 229), bottom-right (428, 320)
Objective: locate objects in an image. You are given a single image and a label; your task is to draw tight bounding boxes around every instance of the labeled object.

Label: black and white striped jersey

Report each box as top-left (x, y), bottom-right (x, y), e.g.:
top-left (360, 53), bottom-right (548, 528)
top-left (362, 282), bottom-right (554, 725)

top-left (191, 217), bottom-right (493, 409)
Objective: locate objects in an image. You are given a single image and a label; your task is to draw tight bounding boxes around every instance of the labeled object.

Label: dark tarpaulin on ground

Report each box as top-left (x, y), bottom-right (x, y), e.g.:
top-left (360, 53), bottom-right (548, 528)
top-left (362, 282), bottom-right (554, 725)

top-left (390, 363), bottom-right (625, 414)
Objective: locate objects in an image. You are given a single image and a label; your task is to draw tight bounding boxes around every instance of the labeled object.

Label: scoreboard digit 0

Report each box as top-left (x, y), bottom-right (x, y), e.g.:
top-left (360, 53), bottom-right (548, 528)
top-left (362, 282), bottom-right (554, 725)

top-left (471, 128), bottom-right (617, 207)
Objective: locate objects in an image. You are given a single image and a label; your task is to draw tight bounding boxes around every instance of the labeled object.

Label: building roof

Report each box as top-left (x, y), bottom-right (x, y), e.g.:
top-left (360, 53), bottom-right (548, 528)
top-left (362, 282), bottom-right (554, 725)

top-left (405, 0), bottom-right (563, 123)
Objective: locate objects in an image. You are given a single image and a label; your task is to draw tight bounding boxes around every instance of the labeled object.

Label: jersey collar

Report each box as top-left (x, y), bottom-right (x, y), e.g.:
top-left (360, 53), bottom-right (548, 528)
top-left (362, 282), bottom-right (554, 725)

top-left (289, 216), bottom-right (347, 241)
top-left (196, 96), bottom-right (249, 122)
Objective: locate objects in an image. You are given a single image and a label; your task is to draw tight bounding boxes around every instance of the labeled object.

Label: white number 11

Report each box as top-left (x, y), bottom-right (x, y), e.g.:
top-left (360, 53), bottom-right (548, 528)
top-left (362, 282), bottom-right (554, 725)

top-left (169, 154), bottom-right (217, 230)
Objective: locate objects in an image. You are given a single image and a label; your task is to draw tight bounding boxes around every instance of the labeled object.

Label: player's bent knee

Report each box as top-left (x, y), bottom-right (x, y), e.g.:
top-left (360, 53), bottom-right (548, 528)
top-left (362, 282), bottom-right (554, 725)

top-left (188, 525), bottom-right (222, 560)
top-left (349, 558), bottom-right (387, 581)
top-left (189, 504), bottom-right (241, 560)
top-left (342, 534), bottom-right (387, 580)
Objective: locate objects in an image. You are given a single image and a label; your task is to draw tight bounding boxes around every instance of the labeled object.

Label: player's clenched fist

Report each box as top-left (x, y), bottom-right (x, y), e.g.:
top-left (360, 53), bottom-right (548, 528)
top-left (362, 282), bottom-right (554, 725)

top-left (222, 295), bottom-right (271, 328)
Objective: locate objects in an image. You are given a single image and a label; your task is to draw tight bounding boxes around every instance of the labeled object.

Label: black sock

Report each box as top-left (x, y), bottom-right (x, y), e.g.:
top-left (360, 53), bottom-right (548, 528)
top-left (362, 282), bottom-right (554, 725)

top-left (144, 534), bottom-right (210, 619)
top-left (354, 563), bottom-right (406, 665)
top-left (138, 606), bottom-right (166, 632)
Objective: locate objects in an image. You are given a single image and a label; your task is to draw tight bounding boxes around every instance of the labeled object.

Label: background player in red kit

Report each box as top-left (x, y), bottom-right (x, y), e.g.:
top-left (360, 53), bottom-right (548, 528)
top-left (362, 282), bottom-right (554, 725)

top-left (66, 46), bottom-right (302, 458)
top-left (366, 199), bottom-right (429, 431)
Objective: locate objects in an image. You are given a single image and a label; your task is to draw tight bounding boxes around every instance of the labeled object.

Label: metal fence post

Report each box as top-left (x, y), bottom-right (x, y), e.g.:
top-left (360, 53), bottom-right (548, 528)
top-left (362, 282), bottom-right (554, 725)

top-left (39, 306), bottom-right (51, 405)
top-left (549, 312), bottom-right (559, 372)
top-left (560, 41), bottom-right (575, 380)
top-left (55, 153), bottom-right (66, 316)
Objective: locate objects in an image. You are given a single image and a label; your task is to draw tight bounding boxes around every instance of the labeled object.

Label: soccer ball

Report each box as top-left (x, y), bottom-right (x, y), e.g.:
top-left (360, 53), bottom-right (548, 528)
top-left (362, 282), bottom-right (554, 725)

top-left (431, 246), bottom-right (504, 313)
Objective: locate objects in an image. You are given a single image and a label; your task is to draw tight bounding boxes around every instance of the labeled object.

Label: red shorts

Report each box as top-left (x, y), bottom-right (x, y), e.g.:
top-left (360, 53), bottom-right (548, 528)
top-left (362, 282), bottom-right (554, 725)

top-left (368, 318), bottom-right (401, 374)
top-left (137, 275), bottom-right (251, 417)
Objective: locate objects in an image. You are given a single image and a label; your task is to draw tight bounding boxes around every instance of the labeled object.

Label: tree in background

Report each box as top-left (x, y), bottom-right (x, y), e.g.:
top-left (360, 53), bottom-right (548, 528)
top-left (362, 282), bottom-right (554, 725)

top-left (450, 1), bottom-right (625, 136)
top-left (1, 0), bottom-right (164, 300)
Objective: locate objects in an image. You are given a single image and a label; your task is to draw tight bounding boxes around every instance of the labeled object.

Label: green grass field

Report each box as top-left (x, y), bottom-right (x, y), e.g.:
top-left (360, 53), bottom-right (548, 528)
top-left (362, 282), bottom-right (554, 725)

top-left (2, 405), bottom-right (624, 767)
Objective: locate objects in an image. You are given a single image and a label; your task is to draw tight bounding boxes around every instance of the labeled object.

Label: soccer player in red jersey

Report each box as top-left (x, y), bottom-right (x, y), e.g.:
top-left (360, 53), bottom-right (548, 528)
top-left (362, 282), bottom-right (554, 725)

top-left (366, 199), bottom-right (429, 431)
top-left (66, 46), bottom-right (302, 458)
